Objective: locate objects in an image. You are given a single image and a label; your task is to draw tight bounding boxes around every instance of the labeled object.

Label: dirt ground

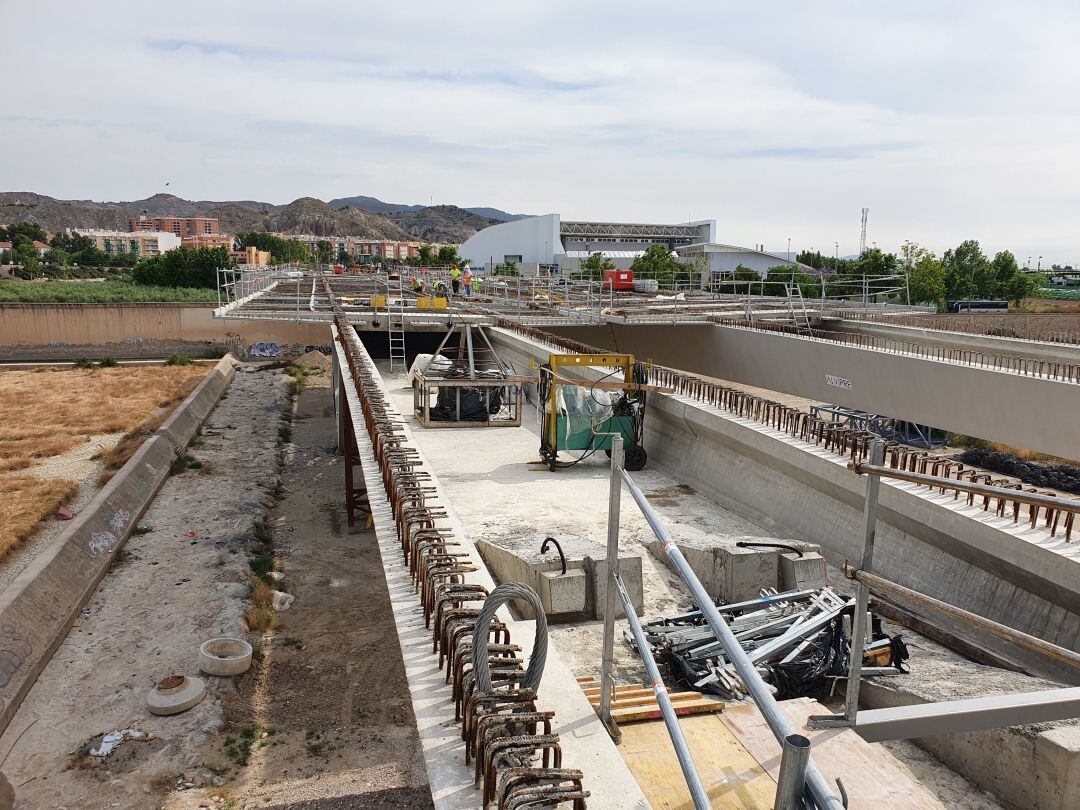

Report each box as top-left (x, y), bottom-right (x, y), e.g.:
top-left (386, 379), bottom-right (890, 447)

top-left (199, 378), bottom-right (431, 808)
top-left (0, 365), bottom-right (287, 808)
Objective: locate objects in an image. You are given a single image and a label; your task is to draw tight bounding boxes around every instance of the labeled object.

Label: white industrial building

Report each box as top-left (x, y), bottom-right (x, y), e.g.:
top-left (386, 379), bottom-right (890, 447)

top-left (459, 214), bottom-right (809, 283)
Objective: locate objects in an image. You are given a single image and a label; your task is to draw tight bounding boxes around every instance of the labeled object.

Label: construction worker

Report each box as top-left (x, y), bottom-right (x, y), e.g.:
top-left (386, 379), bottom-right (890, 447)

top-left (462, 266), bottom-right (474, 297)
top-left (449, 264), bottom-right (462, 295)
top-left (432, 278), bottom-right (447, 296)
top-left (411, 276), bottom-right (424, 294)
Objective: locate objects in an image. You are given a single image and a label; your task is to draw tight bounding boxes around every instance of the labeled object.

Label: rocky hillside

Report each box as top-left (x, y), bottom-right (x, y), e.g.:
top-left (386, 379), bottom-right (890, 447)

top-left (0, 191), bottom-right (502, 243)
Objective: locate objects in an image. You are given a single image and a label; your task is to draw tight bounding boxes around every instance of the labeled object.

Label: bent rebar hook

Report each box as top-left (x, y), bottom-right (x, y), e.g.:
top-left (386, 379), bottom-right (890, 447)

top-left (540, 537), bottom-right (567, 576)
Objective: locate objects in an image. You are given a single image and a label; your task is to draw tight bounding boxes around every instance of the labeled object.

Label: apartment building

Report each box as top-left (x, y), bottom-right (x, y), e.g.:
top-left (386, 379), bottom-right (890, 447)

top-left (80, 230), bottom-right (182, 258)
top-left (129, 215), bottom-right (219, 238)
top-left (229, 245), bottom-right (272, 266)
top-left (347, 238), bottom-right (425, 261)
top-left (181, 233), bottom-right (234, 250)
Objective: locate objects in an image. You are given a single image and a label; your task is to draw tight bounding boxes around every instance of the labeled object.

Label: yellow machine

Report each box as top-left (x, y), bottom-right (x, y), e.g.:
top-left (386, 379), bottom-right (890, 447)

top-left (536, 353), bottom-right (649, 471)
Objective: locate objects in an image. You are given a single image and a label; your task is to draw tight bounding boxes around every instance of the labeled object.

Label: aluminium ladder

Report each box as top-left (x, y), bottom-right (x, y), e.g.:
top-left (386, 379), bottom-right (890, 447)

top-left (388, 274), bottom-right (407, 372)
top-left (785, 283), bottom-right (814, 336)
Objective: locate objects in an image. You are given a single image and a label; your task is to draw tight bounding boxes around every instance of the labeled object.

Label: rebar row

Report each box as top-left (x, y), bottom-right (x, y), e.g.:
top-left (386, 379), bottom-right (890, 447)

top-left (328, 281), bottom-right (588, 808)
top-left (496, 319), bottom-right (1075, 541)
top-left (845, 311), bottom-right (1080, 347)
top-left (711, 317), bottom-right (1080, 383)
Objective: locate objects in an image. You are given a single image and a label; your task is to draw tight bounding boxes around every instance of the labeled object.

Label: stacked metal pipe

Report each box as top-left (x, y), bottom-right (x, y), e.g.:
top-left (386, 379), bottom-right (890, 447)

top-left (637, 587), bottom-right (908, 701)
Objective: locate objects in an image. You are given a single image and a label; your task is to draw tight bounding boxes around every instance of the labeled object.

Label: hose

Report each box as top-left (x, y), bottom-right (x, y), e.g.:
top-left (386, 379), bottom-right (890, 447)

top-left (735, 541), bottom-right (804, 557)
top-left (540, 537), bottom-right (567, 576)
top-left (472, 583), bottom-right (548, 694)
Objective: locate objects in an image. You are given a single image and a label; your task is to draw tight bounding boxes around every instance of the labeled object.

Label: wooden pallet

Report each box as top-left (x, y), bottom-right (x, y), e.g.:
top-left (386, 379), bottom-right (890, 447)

top-left (576, 675), bottom-right (725, 724)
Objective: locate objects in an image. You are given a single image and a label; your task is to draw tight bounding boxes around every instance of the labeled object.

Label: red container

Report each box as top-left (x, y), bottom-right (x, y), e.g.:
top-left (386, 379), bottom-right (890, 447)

top-left (602, 269), bottom-right (635, 290)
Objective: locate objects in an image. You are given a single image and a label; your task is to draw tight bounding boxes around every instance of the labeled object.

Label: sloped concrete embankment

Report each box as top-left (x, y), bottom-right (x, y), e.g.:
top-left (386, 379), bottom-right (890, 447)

top-left (0, 356), bottom-right (237, 734)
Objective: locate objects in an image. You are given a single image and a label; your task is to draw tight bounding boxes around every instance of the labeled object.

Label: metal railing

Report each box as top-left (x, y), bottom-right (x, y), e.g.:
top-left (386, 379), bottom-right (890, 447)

top-left (600, 434), bottom-right (844, 809)
top-left (811, 439), bottom-right (1080, 739)
top-left (838, 311), bottom-right (1080, 347)
top-left (710, 317), bottom-right (1080, 383)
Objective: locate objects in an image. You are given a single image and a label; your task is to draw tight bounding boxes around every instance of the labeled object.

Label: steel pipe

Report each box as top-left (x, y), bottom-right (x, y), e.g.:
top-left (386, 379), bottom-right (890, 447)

top-left (852, 461), bottom-right (1080, 517)
top-left (599, 435), bottom-right (624, 740)
top-left (774, 734), bottom-right (811, 810)
top-left (620, 469), bottom-right (845, 810)
top-left (844, 564), bottom-right (1080, 674)
top-left (613, 572), bottom-right (710, 810)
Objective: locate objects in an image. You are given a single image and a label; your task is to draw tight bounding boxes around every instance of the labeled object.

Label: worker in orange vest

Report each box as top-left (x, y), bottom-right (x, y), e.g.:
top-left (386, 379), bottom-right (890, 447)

top-left (462, 267), bottom-right (474, 297)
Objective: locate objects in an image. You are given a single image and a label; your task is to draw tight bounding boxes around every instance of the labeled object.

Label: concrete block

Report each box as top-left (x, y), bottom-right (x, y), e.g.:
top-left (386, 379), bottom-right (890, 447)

top-left (584, 554), bottom-right (644, 618)
top-left (539, 569), bottom-right (587, 617)
top-left (155, 356), bottom-right (236, 455)
top-left (780, 551), bottom-right (826, 591)
top-left (717, 545), bottom-right (779, 603)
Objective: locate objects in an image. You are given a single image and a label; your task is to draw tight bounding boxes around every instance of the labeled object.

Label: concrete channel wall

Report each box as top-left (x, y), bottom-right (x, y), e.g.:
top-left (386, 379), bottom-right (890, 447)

top-left (489, 327), bottom-right (1080, 808)
top-left (0, 303), bottom-right (329, 351)
top-left (547, 322), bottom-right (1080, 460)
top-left (0, 357), bottom-right (237, 735)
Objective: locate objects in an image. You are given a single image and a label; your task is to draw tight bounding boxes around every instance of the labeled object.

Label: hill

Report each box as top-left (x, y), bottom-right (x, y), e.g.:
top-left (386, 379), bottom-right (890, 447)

top-left (0, 192), bottom-right (502, 243)
top-left (330, 194), bottom-right (528, 222)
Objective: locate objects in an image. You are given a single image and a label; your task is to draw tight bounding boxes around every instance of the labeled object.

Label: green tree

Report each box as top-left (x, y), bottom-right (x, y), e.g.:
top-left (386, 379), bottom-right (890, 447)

top-left (854, 247), bottom-right (900, 277)
top-left (942, 240), bottom-right (990, 300)
top-left (336, 244), bottom-right (349, 264)
top-left (436, 245), bottom-right (461, 266)
top-left (13, 243), bottom-right (43, 276)
top-left (732, 264), bottom-right (760, 282)
top-left (1001, 270), bottom-right (1044, 305)
top-left (237, 232), bottom-right (310, 263)
top-left (907, 256), bottom-right (946, 308)
top-left (132, 246), bottom-right (233, 288)
top-left (316, 240), bottom-right (333, 264)
top-left (631, 244), bottom-right (690, 287)
top-left (1, 223), bottom-right (48, 247)
top-left (581, 251), bottom-right (616, 273)
top-left (417, 245), bottom-right (436, 266)
top-left (44, 247), bottom-right (71, 267)
top-left (50, 232), bottom-right (93, 254)
top-left (73, 245), bottom-right (108, 266)
top-left (989, 250), bottom-right (1020, 298)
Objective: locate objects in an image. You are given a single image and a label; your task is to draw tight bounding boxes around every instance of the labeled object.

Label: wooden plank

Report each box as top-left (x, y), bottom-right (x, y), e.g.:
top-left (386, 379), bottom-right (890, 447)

top-left (719, 698), bottom-right (944, 809)
top-left (587, 692), bottom-right (706, 710)
top-left (618, 714), bottom-right (775, 809)
top-left (610, 696), bottom-right (725, 724)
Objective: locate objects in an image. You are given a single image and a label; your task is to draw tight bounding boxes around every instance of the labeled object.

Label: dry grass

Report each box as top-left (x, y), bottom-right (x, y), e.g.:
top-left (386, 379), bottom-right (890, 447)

top-left (245, 578), bottom-right (278, 631)
top-left (0, 366), bottom-right (206, 472)
top-left (0, 474), bottom-right (79, 556)
top-left (0, 365), bottom-right (208, 557)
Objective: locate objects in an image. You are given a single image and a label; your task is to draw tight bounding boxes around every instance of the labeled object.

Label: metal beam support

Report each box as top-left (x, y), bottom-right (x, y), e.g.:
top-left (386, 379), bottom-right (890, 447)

top-left (599, 434), bottom-right (623, 742)
top-left (774, 734), bottom-right (811, 810)
top-left (854, 687), bottom-right (1080, 742)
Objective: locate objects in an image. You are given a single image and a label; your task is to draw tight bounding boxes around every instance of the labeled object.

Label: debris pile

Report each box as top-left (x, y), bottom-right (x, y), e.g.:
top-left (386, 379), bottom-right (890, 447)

top-left (635, 587), bottom-right (909, 700)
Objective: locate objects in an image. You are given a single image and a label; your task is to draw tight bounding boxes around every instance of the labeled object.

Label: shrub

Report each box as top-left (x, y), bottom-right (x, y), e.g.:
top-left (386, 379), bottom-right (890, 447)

top-left (97, 357), bottom-right (118, 368)
top-left (165, 354), bottom-right (194, 366)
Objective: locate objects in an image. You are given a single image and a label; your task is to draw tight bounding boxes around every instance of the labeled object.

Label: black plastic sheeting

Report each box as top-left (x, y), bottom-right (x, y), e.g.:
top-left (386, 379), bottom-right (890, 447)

top-left (957, 448), bottom-right (1080, 495)
top-left (430, 386), bottom-right (505, 421)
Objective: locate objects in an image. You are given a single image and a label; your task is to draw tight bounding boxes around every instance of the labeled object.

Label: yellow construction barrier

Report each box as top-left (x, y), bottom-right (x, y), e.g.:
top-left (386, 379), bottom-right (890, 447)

top-left (418, 296), bottom-right (448, 310)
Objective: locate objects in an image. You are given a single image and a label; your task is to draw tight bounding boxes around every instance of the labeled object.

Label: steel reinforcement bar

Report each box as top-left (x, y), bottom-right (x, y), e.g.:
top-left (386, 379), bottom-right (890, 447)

top-left (328, 278), bottom-right (591, 808)
top-left (494, 318), bottom-right (1076, 541)
top-left (710, 317), bottom-right (1080, 383)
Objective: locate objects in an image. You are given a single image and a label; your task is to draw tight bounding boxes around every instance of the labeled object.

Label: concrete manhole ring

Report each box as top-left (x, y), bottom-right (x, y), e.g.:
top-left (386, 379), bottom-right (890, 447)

top-left (198, 637), bottom-right (253, 676)
top-left (147, 675), bottom-right (206, 715)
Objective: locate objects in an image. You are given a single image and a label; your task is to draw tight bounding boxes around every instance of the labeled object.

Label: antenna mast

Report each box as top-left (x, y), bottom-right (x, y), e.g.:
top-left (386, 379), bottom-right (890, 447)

top-left (859, 208), bottom-right (869, 255)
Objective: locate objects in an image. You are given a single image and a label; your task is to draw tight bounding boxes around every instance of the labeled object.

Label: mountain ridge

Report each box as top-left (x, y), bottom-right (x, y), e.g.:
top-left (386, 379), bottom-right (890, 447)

top-left (0, 191), bottom-right (508, 243)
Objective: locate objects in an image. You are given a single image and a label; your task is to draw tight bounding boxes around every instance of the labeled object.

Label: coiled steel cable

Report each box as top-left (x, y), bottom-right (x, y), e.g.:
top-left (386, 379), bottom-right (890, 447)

top-left (472, 583), bottom-right (548, 693)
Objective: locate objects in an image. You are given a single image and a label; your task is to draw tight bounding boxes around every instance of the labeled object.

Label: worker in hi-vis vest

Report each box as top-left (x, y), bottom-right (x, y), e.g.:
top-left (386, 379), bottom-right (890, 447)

top-left (462, 267), bottom-right (473, 297)
top-left (449, 264), bottom-right (462, 295)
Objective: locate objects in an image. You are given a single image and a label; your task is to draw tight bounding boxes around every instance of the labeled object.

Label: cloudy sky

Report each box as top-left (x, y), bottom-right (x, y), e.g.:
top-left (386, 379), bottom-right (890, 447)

top-left (3, 1), bottom-right (1079, 263)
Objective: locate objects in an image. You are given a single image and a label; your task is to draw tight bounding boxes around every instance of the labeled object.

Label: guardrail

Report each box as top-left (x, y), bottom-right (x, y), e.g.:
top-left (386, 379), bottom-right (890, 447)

top-left (834, 311), bottom-right (1080, 347)
top-left (710, 317), bottom-right (1080, 383)
top-left (601, 435), bottom-right (844, 809)
top-left (494, 319), bottom-right (1078, 541)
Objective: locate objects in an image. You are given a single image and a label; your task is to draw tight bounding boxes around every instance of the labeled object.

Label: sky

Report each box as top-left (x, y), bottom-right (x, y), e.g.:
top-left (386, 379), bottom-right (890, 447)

top-left (3, 0), bottom-right (1079, 264)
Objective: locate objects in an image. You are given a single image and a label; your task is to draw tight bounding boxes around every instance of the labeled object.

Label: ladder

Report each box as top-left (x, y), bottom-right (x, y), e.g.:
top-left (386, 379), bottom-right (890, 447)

top-left (388, 273), bottom-right (407, 372)
top-left (785, 283), bottom-right (814, 336)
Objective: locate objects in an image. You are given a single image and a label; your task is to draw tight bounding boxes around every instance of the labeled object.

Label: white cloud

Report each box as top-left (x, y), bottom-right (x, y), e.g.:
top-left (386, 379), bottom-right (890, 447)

top-left (2, 0), bottom-right (1079, 262)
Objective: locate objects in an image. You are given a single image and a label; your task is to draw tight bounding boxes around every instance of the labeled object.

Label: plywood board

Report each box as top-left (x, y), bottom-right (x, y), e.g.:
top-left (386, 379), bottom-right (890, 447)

top-left (619, 714), bottom-right (775, 809)
top-left (719, 698), bottom-right (944, 809)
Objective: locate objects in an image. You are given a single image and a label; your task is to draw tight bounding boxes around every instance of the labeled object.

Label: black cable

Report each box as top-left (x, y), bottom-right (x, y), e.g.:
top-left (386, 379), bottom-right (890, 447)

top-left (540, 537), bottom-right (567, 576)
top-left (735, 541), bottom-right (804, 557)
